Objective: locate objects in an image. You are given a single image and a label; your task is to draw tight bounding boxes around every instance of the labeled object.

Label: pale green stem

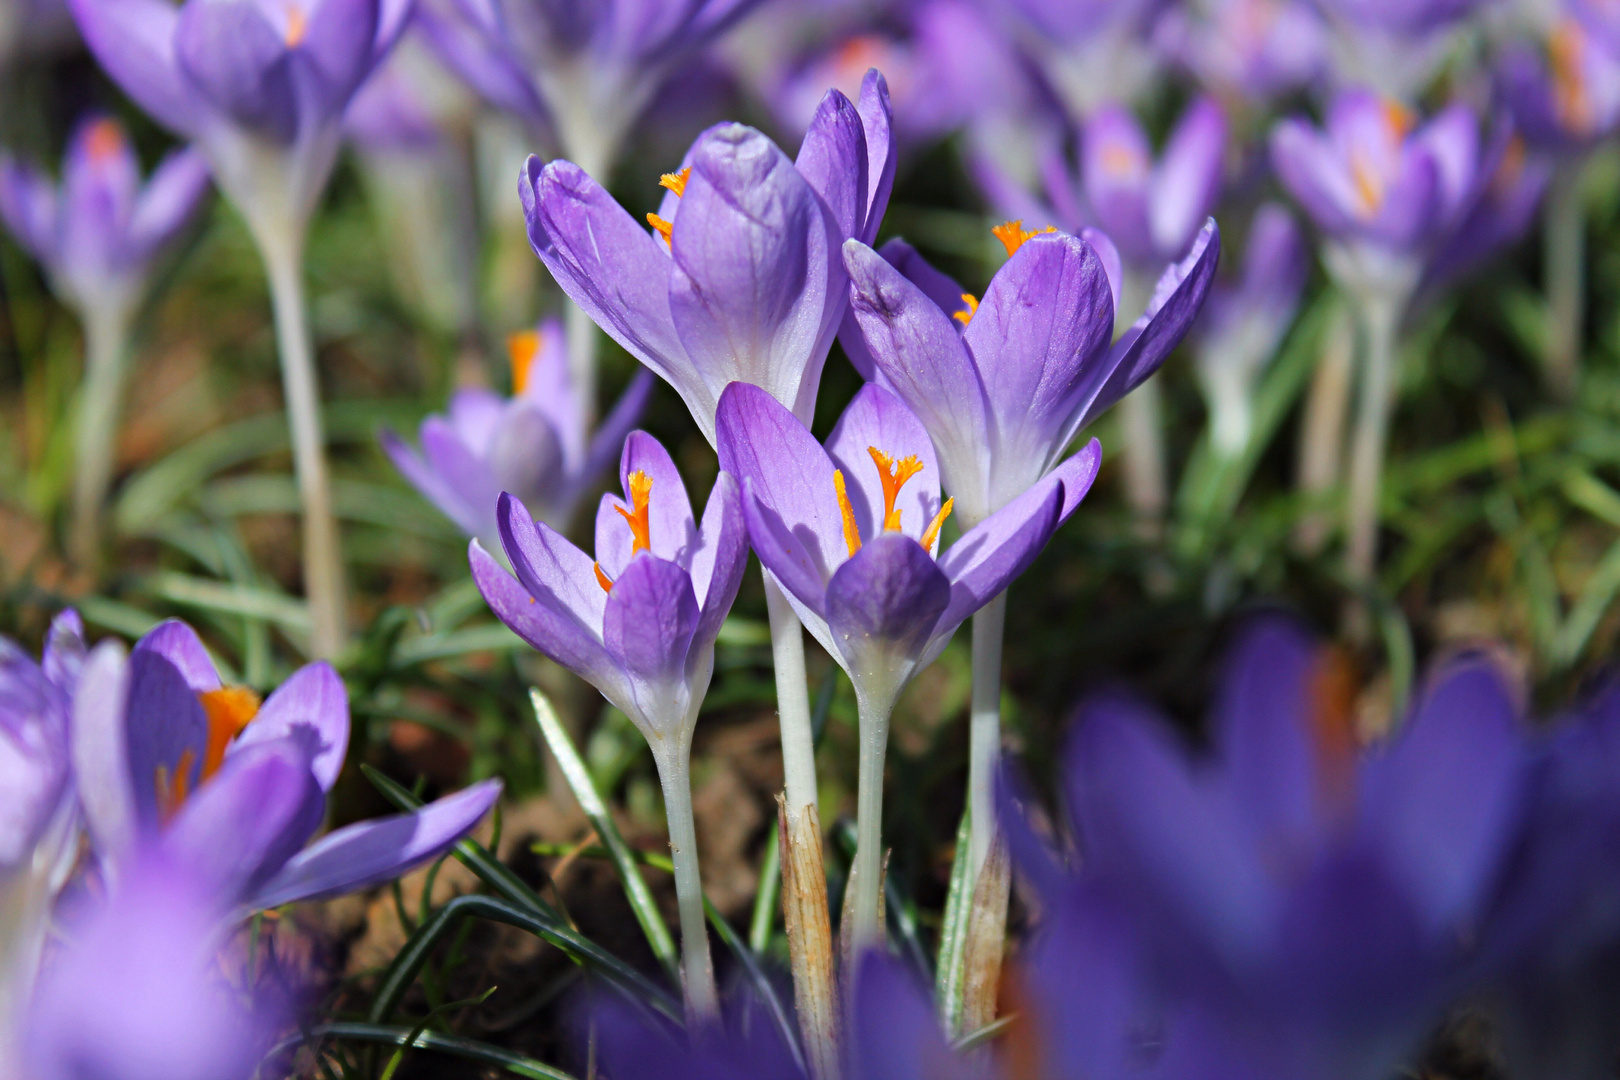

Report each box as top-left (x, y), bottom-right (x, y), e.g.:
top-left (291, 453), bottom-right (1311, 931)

top-left (556, 125), bottom-right (618, 429)
top-left (1118, 376), bottom-right (1167, 538)
top-left (764, 572), bottom-right (819, 824)
top-left (1344, 291), bottom-right (1402, 587)
top-left (1294, 297), bottom-right (1354, 555)
top-left (1544, 161), bottom-right (1587, 403)
top-left (848, 683), bottom-right (896, 954)
top-left (967, 591), bottom-right (1006, 879)
top-left (259, 230), bottom-right (347, 659)
top-left (69, 299), bottom-right (134, 570)
top-left (652, 733), bottom-right (719, 1023)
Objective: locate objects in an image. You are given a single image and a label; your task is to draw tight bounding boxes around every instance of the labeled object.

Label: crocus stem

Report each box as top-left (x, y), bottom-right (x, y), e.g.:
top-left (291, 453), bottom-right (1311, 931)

top-left (69, 300), bottom-right (133, 570)
top-left (967, 591), bottom-right (1006, 879)
top-left (1295, 297), bottom-right (1354, 555)
top-left (849, 684), bottom-right (896, 954)
top-left (1544, 160), bottom-right (1587, 402)
top-left (565, 301), bottom-right (599, 428)
top-left (653, 736), bottom-right (718, 1023)
top-left (259, 230), bottom-right (347, 659)
top-left (1344, 290), bottom-right (1402, 588)
top-left (1118, 372), bottom-right (1168, 541)
top-left (764, 572), bottom-right (819, 822)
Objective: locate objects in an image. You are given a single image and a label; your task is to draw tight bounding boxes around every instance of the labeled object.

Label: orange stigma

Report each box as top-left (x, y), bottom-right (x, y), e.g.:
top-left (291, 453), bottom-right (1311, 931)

top-left (507, 329), bottom-right (541, 395)
top-left (199, 686), bottom-right (261, 780)
top-left (597, 471), bottom-right (655, 592)
top-left (647, 212), bottom-right (674, 246)
top-left (1381, 98), bottom-right (1414, 138)
top-left (868, 447), bottom-right (924, 531)
top-left (660, 167), bottom-right (691, 197)
top-left (84, 118), bottom-right (124, 163)
top-left (953, 293), bottom-right (979, 326)
top-left (285, 3), bottom-right (307, 45)
top-left (992, 220), bottom-right (1056, 257)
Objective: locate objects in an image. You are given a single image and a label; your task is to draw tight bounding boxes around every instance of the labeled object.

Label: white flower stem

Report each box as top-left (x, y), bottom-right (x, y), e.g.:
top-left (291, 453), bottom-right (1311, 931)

top-left (764, 572), bottom-right (819, 823)
top-left (653, 734), bottom-right (719, 1023)
top-left (1544, 160), bottom-right (1587, 402)
top-left (1294, 298), bottom-right (1355, 554)
top-left (848, 683), bottom-right (896, 954)
top-left (69, 299), bottom-right (133, 570)
top-left (259, 230), bottom-right (347, 659)
top-left (1118, 375), bottom-right (1168, 540)
top-left (967, 591), bottom-right (1006, 879)
top-left (1344, 290), bottom-right (1402, 588)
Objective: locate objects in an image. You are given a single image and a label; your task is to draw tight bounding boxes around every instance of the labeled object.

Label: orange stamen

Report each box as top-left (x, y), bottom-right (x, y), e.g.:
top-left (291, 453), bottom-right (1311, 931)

top-left (615, 470), bottom-right (654, 554)
top-left (952, 293), bottom-right (979, 326)
top-left (1381, 98), bottom-right (1414, 138)
top-left (1351, 155), bottom-right (1384, 214)
top-left (285, 3), bottom-right (307, 45)
top-left (919, 497), bottom-right (954, 554)
top-left (153, 749), bottom-right (196, 823)
top-left (833, 470), bottom-right (862, 558)
top-left (595, 563), bottom-right (615, 593)
top-left (1552, 20), bottom-right (1593, 132)
top-left (84, 118), bottom-right (124, 163)
top-left (867, 447), bottom-right (925, 532)
top-left (507, 329), bottom-right (541, 395)
top-left (198, 686), bottom-right (261, 782)
top-left (1100, 143), bottom-right (1144, 177)
top-left (660, 167), bottom-right (691, 197)
top-left (1308, 646), bottom-right (1359, 814)
top-left (992, 220), bottom-right (1056, 257)
top-left (647, 212), bottom-right (674, 246)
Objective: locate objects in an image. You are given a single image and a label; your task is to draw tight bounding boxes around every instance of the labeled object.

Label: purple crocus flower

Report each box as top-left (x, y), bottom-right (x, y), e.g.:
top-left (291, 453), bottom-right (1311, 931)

top-left (1006, 618), bottom-right (1533, 1080)
top-left (71, 619), bottom-right (500, 916)
top-left (520, 76), bottom-right (894, 447)
top-left (382, 318), bottom-right (654, 550)
top-left (472, 430), bottom-right (748, 1016)
top-left (416, 0), bottom-right (764, 176)
top-left (0, 115), bottom-right (209, 320)
top-left (0, 612), bottom-right (85, 1062)
top-left (842, 223), bottom-right (1219, 527)
top-left (24, 847), bottom-right (287, 1080)
top-left (993, 0), bottom-right (1163, 114)
top-left (1153, 0), bottom-right (1328, 107)
top-left (1499, 17), bottom-right (1620, 151)
top-left (1193, 203), bottom-right (1309, 456)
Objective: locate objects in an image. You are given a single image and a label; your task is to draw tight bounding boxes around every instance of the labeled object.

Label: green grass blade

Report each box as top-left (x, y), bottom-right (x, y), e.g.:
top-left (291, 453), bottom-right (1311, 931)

top-left (1555, 535), bottom-right (1620, 667)
top-left (528, 687), bottom-right (678, 982)
top-left (747, 818), bottom-right (781, 955)
top-left (934, 807), bottom-right (974, 1036)
top-left (271, 1022), bottom-right (578, 1080)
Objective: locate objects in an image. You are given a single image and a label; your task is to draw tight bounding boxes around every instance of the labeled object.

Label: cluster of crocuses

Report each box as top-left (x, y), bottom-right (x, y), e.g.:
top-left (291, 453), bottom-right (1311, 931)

top-left (0, 612), bottom-right (498, 1078)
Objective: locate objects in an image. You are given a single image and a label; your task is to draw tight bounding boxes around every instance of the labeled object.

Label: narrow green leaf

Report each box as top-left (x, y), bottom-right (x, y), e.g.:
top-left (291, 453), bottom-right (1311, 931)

top-left (935, 807), bottom-right (974, 1036)
top-left (1555, 535), bottom-right (1620, 667)
top-left (394, 624), bottom-right (526, 665)
top-left (951, 1015), bottom-right (1014, 1052)
top-left (528, 687), bottom-right (679, 982)
top-left (270, 1022), bottom-right (578, 1080)
top-left (747, 819), bottom-right (781, 955)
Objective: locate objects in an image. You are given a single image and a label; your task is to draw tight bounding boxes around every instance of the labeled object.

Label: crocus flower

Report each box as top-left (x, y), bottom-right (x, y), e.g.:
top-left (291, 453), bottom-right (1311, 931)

top-left (382, 318), bottom-right (654, 551)
top-left (993, 0), bottom-right (1163, 114)
top-left (1314, 0), bottom-right (1486, 98)
top-left (0, 612), bottom-right (84, 1067)
top-left (520, 75), bottom-right (894, 447)
top-left (1194, 203), bottom-right (1309, 456)
top-left (715, 379), bottom-right (1100, 948)
top-left (472, 430), bottom-right (749, 1017)
top-left (24, 848), bottom-right (288, 1080)
top-left (416, 0), bottom-right (764, 176)
top-left (72, 619), bottom-right (500, 916)
top-left (1153, 0), bottom-right (1328, 107)
top-left (0, 116), bottom-right (211, 565)
top-left (1006, 617), bottom-right (1533, 1080)
top-left (1500, 16), bottom-right (1620, 151)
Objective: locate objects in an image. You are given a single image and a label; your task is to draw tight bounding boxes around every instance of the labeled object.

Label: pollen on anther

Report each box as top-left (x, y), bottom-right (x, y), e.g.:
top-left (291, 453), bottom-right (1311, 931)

top-left (992, 220), bottom-right (1056, 257)
top-left (920, 497), bottom-right (955, 554)
top-left (660, 167), bottom-right (691, 197)
top-left (595, 563), bottom-right (615, 593)
top-left (952, 293), bottom-right (979, 326)
top-left (647, 212), bottom-right (674, 246)
top-left (834, 470), bottom-right (862, 558)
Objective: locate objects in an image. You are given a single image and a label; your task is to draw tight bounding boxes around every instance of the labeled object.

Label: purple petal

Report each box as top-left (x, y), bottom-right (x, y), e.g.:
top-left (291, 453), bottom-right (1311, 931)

top-left (565, 368), bottom-right (656, 519)
top-left (381, 427), bottom-right (483, 541)
top-left (492, 498), bottom-right (620, 682)
top-left (601, 555), bottom-right (701, 716)
top-left (471, 539), bottom-right (614, 691)
top-left (66, 0), bottom-right (198, 136)
top-left (244, 779), bottom-right (502, 908)
top-left (1081, 228), bottom-right (1123, 313)
top-left (520, 157), bottom-right (686, 395)
top-left (43, 609), bottom-right (86, 694)
top-left (160, 737), bottom-right (325, 905)
top-left (420, 415), bottom-right (502, 537)
top-left (414, 0), bottom-right (548, 132)
top-left (446, 387), bottom-right (503, 454)
top-left (1270, 117), bottom-right (1360, 236)
top-left (128, 146), bottom-right (211, 261)
top-left (1150, 95), bottom-right (1226, 258)
top-left (515, 318), bottom-right (581, 458)
top-left (1081, 105), bottom-right (1155, 264)
top-left (795, 87), bottom-right (867, 242)
top-left (715, 381), bottom-right (846, 589)
top-left (229, 661), bottom-right (349, 790)
top-left (825, 382), bottom-right (943, 548)
top-left (856, 69), bottom-right (896, 244)
top-left (669, 123), bottom-right (840, 432)
top-left (0, 157), bottom-right (59, 266)
top-left (124, 650), bottom-right (208, 834)
top-left (133, 619), bottom-right (221, 692)
top-left (849, 952), bottom-right (977, 1080)
top-left (740, 479), bottom-right (833, 621)
top-left (174, 0), bottom-right (299, 143)
top-left (1052, 438), bottom-right (1104, 522)
top-left (824, 533), bottom-right (951, 668)
top-left (296, 0), bottom-right (380, 114)
top-left (488, 403), bottom-right (566, 518)
top-left (72, 642), bottom-right (136, 861)
top-left (691, 472), bottom-right (749, 649)
top-left (842, 238), bottom-right (991, 520)
top-left (1412, 103), bottom-right (1480, 224)
top-left (935, 468), bottom-right (1066, 632)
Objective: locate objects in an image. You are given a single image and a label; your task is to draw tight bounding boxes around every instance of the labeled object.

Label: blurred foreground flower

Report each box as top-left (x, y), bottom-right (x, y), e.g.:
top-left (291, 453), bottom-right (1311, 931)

top-left (0, 117), bottom-right (210, 568)
top-left (73, 619), bottom-right (499, 915)
top-left (382, 317), bottom-right (653, 555)
top-left (68, 0), bottom-right (417, 656)
top-left (473, 432), bottom-right (748, 1019)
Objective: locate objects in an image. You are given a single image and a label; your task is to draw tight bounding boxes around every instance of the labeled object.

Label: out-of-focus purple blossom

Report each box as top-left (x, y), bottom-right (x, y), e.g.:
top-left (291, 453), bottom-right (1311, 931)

top-left (0, 116), bottom-right (209, 319)
top-left (72, 619), bottom-right (499, 916)
top-left (474, 431), bottom-right (748, 749)
top-left (716, 381), bottom-right (1097, 705)
top-left (382, 318), bottom-right (654, 551)
top-left (1194, 203), bottom-right (1309, 455)
top-left (417, 0), bottom-right (764, 175)
top-left (1419, 133), bottom-right (1550, 299)
top-left (521, 77), bottom-right (893, 446)
top-left (1004, 617), bottom-right (1536, 1080)
top-left (68, 0), bottom-right (413, 238)
top-left (1315, 0), bottom-right (1486, 99)
top-left (24, 848), bottom-right (287, 1080)
top-left (1317, 0), bottom-right (1483, 37)
top-left (1499, 18), bottom-right (1620, 151)
top-left (992, 0), bottom-right (1163, 114)
top-left (842, 222), bottom-right (1218, 525)
top-left (1153, 0), bottom-right (1328, 106)
top-left (0, 612), bottom-right (84, 1065)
